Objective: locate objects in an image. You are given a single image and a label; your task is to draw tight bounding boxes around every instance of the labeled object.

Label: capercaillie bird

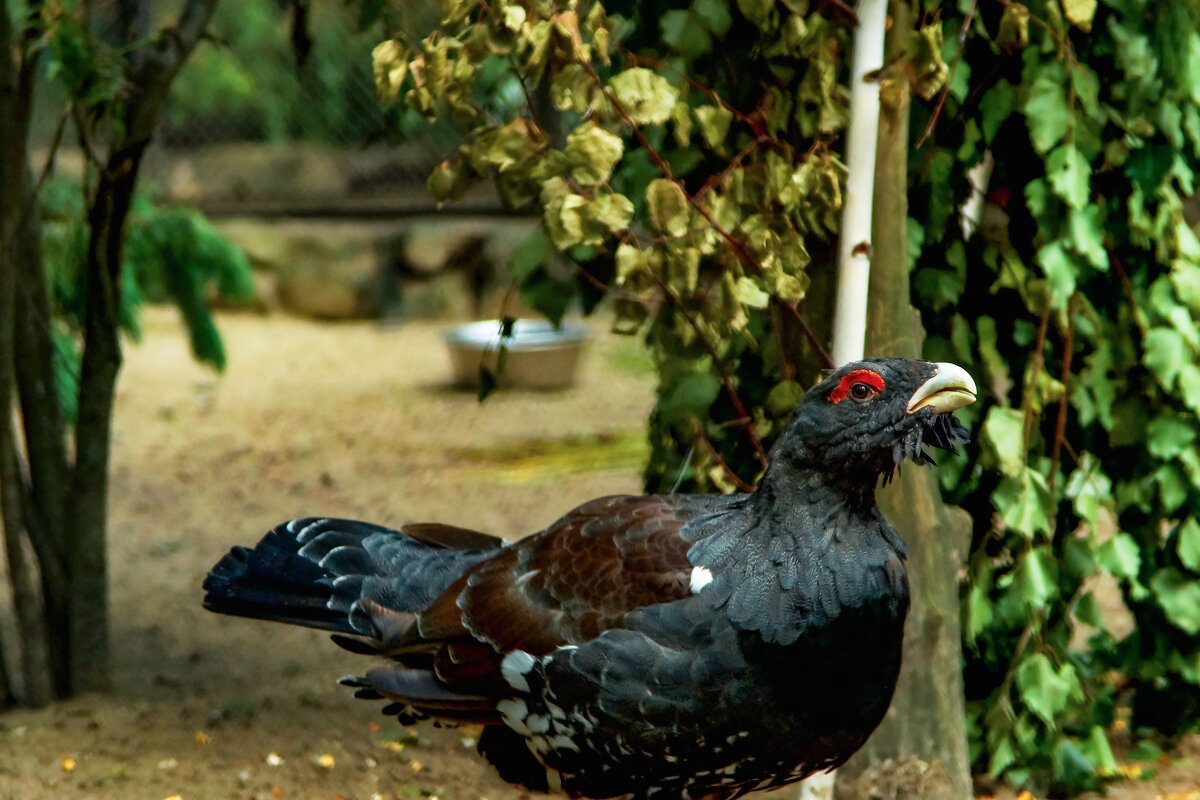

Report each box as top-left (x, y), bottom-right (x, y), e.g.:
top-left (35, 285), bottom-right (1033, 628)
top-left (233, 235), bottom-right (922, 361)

top-left (203, 357), bottom-right (976, 800)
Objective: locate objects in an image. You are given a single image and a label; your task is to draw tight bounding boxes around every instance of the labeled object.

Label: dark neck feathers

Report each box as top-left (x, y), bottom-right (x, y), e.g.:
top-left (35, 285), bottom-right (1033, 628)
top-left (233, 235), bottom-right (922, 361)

top-left (686, 465), bottom-right (909, 646)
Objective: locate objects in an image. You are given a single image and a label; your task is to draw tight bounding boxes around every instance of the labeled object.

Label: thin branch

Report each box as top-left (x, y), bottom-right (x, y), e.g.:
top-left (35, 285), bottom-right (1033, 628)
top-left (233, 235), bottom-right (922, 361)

top-left (916, 0), bottom-right (977, 147)
top-left (626, 53), bottom-right (788, 148)
top-left (575, 55), bottom-right (766, 279)
top-left (33, 109), bottom-right (70, 196)
top-left (770, 304), bottom-right (795, 382)
top-left (779, 300), bottom-right (835, 369)
top-left (994, 0), bottom-right (1081, 68)
top-left (649, 272), bottom-right (769, 473)
top-left (694, 137), bottom-right (761, 202)
top-left (1022, 306), bottom-right (1051, 450)
top-left (696, 428), bottom-right (756, 492)
top-left (1048, 295), bottom-right (1076, 493)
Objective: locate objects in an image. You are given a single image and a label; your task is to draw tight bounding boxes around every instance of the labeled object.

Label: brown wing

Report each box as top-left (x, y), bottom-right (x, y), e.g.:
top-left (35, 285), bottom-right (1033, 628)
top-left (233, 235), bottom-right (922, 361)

top-left (357, 494), bottom-right (703, 710)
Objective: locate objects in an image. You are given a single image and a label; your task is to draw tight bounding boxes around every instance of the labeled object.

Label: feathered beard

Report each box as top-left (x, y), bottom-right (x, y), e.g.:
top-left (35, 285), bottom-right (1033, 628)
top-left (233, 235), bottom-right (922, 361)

top-left (883, 413), bottom-right (970, 484)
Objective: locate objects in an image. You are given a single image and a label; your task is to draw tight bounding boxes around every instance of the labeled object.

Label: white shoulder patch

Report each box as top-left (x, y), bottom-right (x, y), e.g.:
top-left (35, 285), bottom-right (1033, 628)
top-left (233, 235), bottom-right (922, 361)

top-left (500, 649), bottom-right (538, 692)
top-left (690, 566), bottom-right (714, 593)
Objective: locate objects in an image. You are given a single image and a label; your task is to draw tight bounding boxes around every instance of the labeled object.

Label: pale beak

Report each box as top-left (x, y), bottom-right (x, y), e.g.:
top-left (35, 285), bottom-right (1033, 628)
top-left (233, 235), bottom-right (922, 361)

top-left (906, 362), bottom-right (977, 414)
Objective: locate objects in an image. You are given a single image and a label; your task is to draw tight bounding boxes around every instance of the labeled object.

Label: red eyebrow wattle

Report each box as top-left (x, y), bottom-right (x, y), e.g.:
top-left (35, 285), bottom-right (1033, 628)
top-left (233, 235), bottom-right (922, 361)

top-left (829, 369), bottom-right (886, 404)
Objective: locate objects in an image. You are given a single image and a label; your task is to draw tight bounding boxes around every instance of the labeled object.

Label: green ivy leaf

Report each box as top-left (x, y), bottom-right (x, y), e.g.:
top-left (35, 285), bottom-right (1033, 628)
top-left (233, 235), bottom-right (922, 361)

top-left (981, 81), bottom-right (1016, 142)
top-left (1143, 327), bottom-right (1189, 388)
top-left (1150, 568), bottom-right (1200, 634)
top-left (1146, 413), bottom-right (1196, 459)
top-left (1046, 145), bottom-right (1091, 209)
top-left (1069, 206), bottom-right (1108, 270)
top-left (1065, 454), bottom-right (1112, 526)
top-left (966, 572), bottom-right (995, 644)
top-left (1023, 63), bottom-right (1071, 154)
top-left (983, 407), bottom-right (1026, 477)
top-left (1177, 518), bottom-right (1200, 572)
top-left (1053, 738), bottom-right (1096, 790)
top-left (1036, 241), bottom-right (1076, 308)
top-left (661, 10), bottom-right (712, 58)
top-left (1013, 545), bottom-right (1060, 607)
top-left (1098, 533), bottom-right (1141, 580)
top-left (1181, 364), bottom-right (1200, 415)
top-left (609, 68), bottom-right (679, 126)
top-left (1016, 652), bottom-right (1078, 726)
top-left (695, 0), bottom-right (733, 35)
top-left (659, 369), bottom-right (721, 426)
top-left (1157, 463), bottom-right (1191, 513)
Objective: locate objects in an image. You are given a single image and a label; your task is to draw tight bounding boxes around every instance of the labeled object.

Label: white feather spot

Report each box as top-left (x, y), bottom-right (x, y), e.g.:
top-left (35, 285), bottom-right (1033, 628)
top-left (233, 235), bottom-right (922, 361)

top-left (550, 734), bottom-right (580, 752)
top-left (497, 698), bottom-right (531, 735)
top-left (527, 714), bottom-right (551, 734)
top-left (500, 650), bottom-right (537, 692)
top-left (690, 566), bottom-right (714, 593)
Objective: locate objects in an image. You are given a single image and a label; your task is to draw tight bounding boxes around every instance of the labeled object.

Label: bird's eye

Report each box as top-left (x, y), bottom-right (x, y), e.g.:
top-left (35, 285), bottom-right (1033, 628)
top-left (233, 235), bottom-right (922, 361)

top-left (849, 382), bottom-right (878, 402)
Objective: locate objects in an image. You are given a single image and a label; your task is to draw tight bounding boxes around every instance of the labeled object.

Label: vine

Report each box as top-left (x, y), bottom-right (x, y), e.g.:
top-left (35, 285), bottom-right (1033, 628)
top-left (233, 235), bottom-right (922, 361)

top-left (374, 0), bottom-right (1200, 792)
top-left (911, 0), bottom-right (1200, 791)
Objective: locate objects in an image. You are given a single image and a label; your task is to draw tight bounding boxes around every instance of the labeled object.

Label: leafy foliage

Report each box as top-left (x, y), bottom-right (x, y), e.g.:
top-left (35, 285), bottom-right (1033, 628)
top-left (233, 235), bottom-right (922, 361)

top-left (374, 0), bottom-right (864, 493)
top-left (41, 177), bottom-right (253, 416)
top-left (909, 1), bottom-right (1200, 792)
top-left (377, 0), bottom-right (1200, 792)
top-left (167, 0), bottom-right (394, 144)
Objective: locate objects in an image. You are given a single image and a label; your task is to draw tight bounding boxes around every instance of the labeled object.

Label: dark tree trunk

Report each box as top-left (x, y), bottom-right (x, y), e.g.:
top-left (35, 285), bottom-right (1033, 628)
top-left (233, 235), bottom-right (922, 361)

top-left (62, 139), bottom-right (154, 692)
top-left (836, 4), bottom-right (972, 799)
top-left (0, 0), bottom-right (219, 703)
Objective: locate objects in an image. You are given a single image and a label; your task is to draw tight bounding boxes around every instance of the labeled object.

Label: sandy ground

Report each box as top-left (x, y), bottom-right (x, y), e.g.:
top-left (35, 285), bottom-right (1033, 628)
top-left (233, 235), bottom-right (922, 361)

top-left (0, 307), bottom-right (1198, 800)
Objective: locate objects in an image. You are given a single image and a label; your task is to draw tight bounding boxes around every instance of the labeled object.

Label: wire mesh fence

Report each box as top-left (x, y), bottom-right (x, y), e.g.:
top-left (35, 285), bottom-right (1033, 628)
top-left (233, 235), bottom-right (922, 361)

top-left (30, 0), bottom-right (460, 214)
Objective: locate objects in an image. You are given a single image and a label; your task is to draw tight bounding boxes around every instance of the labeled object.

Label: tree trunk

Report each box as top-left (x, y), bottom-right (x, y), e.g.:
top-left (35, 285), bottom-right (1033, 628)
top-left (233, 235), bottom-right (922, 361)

top-left (836, 4), bottom-right (972, 799)
top-left (62, 137), bottom-right (156, 692)
top-left (0, 0), bottom-right (219, 701)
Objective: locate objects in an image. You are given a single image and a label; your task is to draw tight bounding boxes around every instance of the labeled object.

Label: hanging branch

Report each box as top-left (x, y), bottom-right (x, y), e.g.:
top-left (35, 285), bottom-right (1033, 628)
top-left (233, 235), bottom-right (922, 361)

top-left (1049, 296), bottom-right (1077, 491)
top-left (916, 0), bottom-right (977, 147)
top-left (1022, 306), bottom-right (1051, 450)
top-left (649, 272), bottom-right (770, 473)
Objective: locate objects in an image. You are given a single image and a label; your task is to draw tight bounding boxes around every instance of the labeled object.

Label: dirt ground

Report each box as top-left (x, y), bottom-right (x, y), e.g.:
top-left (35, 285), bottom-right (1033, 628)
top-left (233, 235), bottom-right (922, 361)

top-left (1, 307), bottom-right (1198, 800)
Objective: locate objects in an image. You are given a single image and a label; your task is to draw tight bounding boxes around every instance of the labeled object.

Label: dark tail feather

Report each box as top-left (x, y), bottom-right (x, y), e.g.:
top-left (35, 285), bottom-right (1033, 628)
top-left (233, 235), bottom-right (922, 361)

top-left (202, 521), bottom-right (352, 633)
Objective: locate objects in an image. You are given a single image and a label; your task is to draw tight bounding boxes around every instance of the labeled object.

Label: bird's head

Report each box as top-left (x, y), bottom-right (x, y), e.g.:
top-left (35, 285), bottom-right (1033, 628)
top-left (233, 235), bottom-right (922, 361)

top-left (765, 358), bottom-right (976, 491)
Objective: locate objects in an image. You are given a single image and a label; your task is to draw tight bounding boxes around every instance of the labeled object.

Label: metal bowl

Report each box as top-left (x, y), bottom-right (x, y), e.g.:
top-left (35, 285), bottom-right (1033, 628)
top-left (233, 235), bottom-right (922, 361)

top-left (445, 319), bottom-right (587, 390)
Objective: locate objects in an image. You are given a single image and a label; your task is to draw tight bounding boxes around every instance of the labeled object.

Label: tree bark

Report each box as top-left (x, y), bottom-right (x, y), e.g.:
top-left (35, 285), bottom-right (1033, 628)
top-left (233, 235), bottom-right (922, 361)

top-left (59, 0), bottom-right (220, 695)
top-left (836, 4), bottom-right (972, 799)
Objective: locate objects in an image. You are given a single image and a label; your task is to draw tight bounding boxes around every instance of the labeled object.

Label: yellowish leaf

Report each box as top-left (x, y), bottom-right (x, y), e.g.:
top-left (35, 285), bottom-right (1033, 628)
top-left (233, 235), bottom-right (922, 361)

top-left (1062, 0), bottom-right (1097, 32)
